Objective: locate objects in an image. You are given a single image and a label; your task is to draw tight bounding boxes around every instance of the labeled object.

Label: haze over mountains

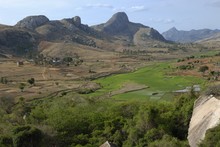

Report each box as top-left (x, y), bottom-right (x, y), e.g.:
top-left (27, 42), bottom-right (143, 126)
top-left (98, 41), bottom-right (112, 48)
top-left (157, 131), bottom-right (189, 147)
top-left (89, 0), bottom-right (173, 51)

top-left (162, 27), bottom-right (220, 43)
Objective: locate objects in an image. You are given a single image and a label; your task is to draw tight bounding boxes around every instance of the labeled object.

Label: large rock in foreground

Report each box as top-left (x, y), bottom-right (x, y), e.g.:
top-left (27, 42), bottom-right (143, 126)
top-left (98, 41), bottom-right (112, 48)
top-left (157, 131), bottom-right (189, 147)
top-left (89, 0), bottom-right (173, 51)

top-left (188, 95), bottom-right (220, 147)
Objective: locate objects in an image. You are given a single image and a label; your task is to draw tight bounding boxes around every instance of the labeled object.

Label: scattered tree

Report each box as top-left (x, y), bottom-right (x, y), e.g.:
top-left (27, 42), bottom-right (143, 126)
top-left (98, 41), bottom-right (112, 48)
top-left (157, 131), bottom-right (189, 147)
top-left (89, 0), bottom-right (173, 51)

top-left (199, 65), bottom-right (209, 73)
top-left (1, 77), bottom-right (8, 84)
top-left (19, 83), bottom-right (26, 92)
top-left (27, 78), bottom-right (35, 86)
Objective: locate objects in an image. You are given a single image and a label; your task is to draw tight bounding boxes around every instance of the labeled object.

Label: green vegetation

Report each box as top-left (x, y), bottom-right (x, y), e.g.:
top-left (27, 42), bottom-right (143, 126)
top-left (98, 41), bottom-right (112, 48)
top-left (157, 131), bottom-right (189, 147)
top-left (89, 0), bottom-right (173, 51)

top-left (19, 83), bottom-right (26, 92)
top-left (27, 78), bottom-right (35, 86)
top-left (0, 61), bottom-right (206, 146)
top-left (92, 62), bottom-right (204, 100)
top-left (178, 64), bottom-right (194, 70)
top-left (0, 90), bottom-right (197, 146)
top-left (0, 77), bottom-right (8, 84)
top-left (199, 65), bottom-right (209, 73)
top-left (205, 84), bottom-right (220, 97)
top-left (199, 124), bottom-right (220, 147)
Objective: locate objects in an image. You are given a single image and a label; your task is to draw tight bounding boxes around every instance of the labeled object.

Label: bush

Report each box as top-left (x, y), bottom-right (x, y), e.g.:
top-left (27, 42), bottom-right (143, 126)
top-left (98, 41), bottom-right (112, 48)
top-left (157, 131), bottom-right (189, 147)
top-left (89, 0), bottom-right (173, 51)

top-left (205, 84), bottom-right (220, 96)
top-left (13, 126), bottom-right (43, 147)
top-left (178, 65), bottom-right (194, 70)
top-left (199, 66), bottom-right (209, 73)
top-left (27, 78), bottom-right (35, 85)
top-left (199, 124), bottom-right (220, 147)
top-left (0, 135), bottom-right (13, 147)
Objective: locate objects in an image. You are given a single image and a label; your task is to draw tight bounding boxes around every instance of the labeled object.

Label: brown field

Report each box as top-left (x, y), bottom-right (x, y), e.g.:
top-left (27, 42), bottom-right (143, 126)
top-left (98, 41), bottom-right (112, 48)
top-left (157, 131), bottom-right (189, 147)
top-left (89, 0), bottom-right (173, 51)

top-left (1, 40), bottom-right (219, 102)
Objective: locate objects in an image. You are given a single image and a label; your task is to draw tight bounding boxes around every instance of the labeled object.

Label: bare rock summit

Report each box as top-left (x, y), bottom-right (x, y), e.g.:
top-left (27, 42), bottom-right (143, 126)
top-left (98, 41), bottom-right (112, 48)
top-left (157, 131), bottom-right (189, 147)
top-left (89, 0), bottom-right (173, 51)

top-left (16, 15), bottom-right (49, 30)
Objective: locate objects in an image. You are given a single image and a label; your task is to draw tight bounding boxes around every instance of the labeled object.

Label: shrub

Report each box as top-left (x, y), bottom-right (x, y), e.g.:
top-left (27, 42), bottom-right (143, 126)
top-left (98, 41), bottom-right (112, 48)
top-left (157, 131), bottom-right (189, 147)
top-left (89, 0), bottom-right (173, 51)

top-left (199, 124), bottom-right (220, 147)
top-left (13, 126), bottom-right (43, 147)
top-left (27, 78), bottom-right (35, 85)
top-left (0, 135), bottom-right (13, 147)
top-left (199, 66), bottom-right (209, 73)
top-left (19, 83), bottom-right (26, 92)
top-left (205, 84), bottom-right (220, 96)
top-left (178, 65), bottom-right (194, 70)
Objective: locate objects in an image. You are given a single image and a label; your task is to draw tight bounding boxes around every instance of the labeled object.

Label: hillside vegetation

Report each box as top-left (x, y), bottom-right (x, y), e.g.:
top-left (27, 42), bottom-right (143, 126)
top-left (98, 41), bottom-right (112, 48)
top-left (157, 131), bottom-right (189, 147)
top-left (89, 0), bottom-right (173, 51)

top-left (0, 88), bottom-right (197, 146)
top-left (0, 60), bottom-right (206, 146)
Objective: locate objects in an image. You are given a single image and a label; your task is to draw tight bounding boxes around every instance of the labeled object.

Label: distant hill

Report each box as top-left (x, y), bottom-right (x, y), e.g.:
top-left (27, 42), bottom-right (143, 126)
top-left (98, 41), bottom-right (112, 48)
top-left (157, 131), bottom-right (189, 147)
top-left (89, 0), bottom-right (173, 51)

top-left (92, 12), bottom-right (166, 42)
top-left (162, 27), bottom-right (220, 43)
top-left (0, 12), bottom-right (168, 57)
top-left (197, 32), bottom-right (220, 42)
top-left (0, 25), bottom-right (38, 55)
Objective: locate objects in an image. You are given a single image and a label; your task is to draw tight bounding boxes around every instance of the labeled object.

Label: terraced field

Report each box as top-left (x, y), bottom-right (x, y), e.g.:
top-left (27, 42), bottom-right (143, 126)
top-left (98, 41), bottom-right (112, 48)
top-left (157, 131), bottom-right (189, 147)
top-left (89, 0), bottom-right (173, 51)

top-left (91, 62), bottom-right (205, 101)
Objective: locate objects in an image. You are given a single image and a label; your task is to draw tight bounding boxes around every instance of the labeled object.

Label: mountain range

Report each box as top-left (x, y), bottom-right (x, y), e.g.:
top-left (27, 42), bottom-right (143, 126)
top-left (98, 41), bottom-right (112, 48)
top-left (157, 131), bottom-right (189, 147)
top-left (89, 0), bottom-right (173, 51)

top-left (162, 27), bottom-right (220, 43)
top-left (0, 12), bottom-right (167, 57)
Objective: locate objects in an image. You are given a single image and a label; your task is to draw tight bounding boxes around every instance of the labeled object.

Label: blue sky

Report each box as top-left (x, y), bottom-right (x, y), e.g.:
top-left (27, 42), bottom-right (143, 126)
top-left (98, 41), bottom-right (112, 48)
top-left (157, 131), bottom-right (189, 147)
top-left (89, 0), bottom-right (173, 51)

top-left (0, 0), bottom-right (219, 32)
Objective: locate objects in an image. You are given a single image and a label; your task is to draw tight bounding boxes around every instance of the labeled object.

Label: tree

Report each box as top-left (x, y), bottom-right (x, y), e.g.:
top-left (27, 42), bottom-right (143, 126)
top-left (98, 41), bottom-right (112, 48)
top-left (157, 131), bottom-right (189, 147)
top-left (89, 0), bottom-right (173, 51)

top-left (63, 57), bottom-right (73, 63)
top-left (19, 83), bottom-right (26, 92)
top-left (27, 78), bottom-right (35, 86)
top-left (199, 65), bottom-right (209, 73)
top-left (1, 77), bottom-right (8, 84)
top-left (13, 126), bottom-right (43, 147)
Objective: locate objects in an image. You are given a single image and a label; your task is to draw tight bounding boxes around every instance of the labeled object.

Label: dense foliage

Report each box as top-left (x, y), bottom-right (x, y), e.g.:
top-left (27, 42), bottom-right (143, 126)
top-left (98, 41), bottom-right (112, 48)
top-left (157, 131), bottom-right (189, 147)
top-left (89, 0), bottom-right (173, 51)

top-left (0, 90), bottom-right (197, 146)
top-left (199, 124), bottom-right (220, 147)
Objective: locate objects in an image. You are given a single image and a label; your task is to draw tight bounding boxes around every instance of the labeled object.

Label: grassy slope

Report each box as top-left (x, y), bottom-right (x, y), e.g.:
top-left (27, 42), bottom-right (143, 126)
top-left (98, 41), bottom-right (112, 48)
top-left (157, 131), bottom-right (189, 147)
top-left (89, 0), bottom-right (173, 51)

top-left (91, 62), bottom-right (205, 101)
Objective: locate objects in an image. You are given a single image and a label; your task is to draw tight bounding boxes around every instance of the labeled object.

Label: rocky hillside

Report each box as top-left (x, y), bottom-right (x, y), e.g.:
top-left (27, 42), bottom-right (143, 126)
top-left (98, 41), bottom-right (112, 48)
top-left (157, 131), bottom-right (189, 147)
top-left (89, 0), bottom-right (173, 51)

top-left (162, 27), bottom-right (220, 43)
top-left (15, 15), bottom-right (101, 46)
top-left (0, 12), bottom-right (168, 57)
top-left (0, 25), bottom-right (37, 55)
top-left (196, 32), bottom-right (220, 44)
top-left (92, 12), bottom-right (166, 42)
top-left (188, 95), bottom-right (220, 147)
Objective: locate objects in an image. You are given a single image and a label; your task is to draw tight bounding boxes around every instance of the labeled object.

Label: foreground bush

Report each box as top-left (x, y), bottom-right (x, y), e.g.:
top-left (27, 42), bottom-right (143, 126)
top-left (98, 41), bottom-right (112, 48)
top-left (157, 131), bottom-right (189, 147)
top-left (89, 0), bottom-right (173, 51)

top-left (13, 126), bottom-right (42, 147)
top-left (199, 124), bottom-right (220, 147)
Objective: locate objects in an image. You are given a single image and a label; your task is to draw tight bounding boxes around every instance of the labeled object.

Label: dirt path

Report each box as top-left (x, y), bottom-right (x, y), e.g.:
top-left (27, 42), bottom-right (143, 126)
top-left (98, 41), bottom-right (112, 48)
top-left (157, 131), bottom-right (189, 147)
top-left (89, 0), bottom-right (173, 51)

top-left (42, 67), bottom-right (47, 80)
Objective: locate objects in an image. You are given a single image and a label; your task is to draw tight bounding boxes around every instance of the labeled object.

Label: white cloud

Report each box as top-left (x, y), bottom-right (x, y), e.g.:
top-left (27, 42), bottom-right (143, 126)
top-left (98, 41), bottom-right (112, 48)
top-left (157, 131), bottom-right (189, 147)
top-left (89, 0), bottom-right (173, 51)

top-left (0, 0), bottom-right (70, 9)
top-left (86, 3), bottom-right (113, 9)
top-left (150, 18), bottom-right (175, 24)
top-left (164, 19), bottom-right (175, 23)
top-left (130, 5), bottom-right (148, 12)
top-left (113, 7), bottom-right (126, 12)
top-left (113, 5), bottom-right (148, 13)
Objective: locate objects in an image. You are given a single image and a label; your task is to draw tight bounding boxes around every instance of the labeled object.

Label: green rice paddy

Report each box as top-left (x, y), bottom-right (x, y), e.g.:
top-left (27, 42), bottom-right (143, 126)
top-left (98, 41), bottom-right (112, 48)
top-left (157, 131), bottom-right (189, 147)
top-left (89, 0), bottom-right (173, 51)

top-left (91, 62), bottom-right (205, 101)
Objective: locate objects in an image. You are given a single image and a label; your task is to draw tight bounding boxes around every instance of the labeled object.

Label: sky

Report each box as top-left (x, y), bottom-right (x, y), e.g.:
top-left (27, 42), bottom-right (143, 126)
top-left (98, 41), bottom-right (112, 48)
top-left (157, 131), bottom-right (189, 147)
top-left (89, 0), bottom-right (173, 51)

top-left (0, 0), bottom-right (219, 33)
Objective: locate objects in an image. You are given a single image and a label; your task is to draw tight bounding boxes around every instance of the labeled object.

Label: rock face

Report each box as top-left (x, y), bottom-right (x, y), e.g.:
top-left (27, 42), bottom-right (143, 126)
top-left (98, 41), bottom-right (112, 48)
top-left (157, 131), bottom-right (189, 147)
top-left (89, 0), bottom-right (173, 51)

top-left (162, 27), bottom-right (220, 43)
top-left (92, 12), bottom-right (166, 42)
top-left (102, 12), bottom-right (129, 35)
top-left (16, 15), bottom-right (49, 30)
top-left (0, 12), bottom-right (168, 56)
top-left (133, 28), bottom-right (166, 45)
top-left (188, 95), bottom-right (220, 147)
top-left (0, 28), bottom-right (36, 54)
top-left (73, 16), bottom-right (81, 27)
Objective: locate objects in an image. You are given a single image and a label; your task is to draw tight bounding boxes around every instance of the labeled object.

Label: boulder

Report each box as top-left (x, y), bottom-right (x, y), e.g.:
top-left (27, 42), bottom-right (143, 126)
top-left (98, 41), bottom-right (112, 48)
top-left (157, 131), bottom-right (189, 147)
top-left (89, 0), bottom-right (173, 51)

top-left (188, 95), bottom-right (220, 147)
top-left (73, 16), bottom-right (81, 27)
top-left (16, 15), bottom-right (49, 30)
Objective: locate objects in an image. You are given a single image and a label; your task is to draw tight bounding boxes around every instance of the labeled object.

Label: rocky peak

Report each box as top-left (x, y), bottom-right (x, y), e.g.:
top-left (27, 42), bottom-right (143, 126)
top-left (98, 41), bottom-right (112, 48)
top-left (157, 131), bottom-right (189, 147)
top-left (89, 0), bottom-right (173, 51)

top-left (149, 28), bottom-right (166, 41)
top-left (169, 27), bottom-right (178, 32)
top-left (101, 12), bottom-right (130, 35)
top-left (106, 12), bottom-right (129, 25)
top-left (73, 16), bottom-right (81, 27)
top-left (15, 15), bottom-right (49, 30)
